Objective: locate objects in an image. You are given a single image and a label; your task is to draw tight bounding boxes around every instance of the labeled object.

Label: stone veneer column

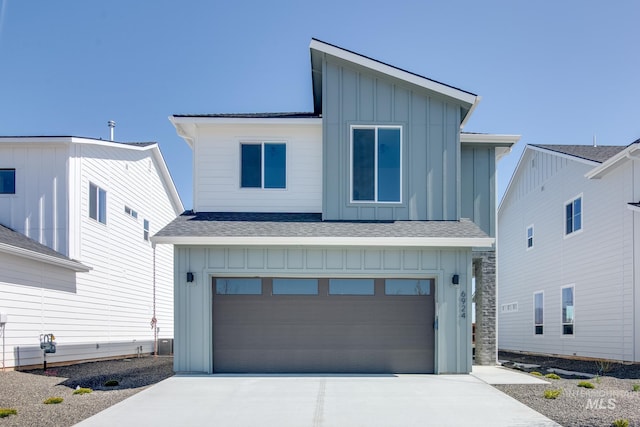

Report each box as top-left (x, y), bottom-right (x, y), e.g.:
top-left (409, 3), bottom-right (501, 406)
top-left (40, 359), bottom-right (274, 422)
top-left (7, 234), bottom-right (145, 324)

top-left (474, 250), bottom-right (496, 365)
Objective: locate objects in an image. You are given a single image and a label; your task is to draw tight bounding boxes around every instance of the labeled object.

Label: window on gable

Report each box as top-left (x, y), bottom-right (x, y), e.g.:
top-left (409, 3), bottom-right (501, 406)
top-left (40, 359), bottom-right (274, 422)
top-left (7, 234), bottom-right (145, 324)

top-left (240, 142), bottom-right (286, 189)
top-left (562, 285), bottom-right (574, 335)
top-left (124, 205), bottom-right (138, 219)
top-left (565, 196), bottom-right (582, 235)
top-left (527, 225), bottom-right (534, 249)
top-left (89, 182), bottom-right (107, 224)
top-left (351, 126), bottom-right (401, 203)
top-left (143, 219), bottom-right (150, 241)
top-left (0, 169), bottom-right (16, 194)
top-left (534, 292), bottom-right (543, 335)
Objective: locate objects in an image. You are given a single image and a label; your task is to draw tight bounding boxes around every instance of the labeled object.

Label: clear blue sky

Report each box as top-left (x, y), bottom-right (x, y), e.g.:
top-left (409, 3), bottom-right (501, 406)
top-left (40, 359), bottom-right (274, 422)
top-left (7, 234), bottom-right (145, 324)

top-left (1, 0), bottom-right (638, 210)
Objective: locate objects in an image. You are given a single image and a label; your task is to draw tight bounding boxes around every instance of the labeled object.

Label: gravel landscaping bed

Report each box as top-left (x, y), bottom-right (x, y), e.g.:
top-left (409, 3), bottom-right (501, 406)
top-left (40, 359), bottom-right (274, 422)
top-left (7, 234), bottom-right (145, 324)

top-left (497, 351), bottom-right (640, 427)
top-left (0, 356), bottom-right (174, 427)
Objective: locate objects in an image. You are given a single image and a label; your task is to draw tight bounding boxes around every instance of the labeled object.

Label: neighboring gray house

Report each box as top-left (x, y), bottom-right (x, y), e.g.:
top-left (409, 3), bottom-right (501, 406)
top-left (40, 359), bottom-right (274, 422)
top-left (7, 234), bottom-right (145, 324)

top-left (498, 141), bottom-right (640, 363)
top-left (154, 39), bottom-right (518, 374)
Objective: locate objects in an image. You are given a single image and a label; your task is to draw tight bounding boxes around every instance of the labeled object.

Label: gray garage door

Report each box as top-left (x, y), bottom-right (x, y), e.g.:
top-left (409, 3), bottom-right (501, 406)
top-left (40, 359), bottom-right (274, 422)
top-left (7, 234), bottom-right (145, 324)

top-left (212, 277), bottom-right (435, 373)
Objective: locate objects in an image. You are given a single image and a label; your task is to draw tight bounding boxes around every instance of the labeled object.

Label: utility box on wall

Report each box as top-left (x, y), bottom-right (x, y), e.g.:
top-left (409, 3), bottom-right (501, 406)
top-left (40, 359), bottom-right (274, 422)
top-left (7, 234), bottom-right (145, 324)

top-left (157, 338), bottom-right (173, 355)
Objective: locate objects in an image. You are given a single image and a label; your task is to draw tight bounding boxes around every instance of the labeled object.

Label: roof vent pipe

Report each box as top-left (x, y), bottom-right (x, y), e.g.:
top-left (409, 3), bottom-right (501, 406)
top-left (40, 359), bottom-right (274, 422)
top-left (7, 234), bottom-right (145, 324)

top-left (108, 120), bottom-right (116, 141)
top-left (593, 134), bottom-right (597, 147)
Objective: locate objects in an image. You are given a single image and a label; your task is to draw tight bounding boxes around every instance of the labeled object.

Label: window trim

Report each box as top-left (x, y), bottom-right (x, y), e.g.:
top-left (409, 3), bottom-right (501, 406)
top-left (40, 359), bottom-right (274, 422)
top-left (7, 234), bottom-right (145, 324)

top-left (350, 125), bottom-right (403, 204)
top-left (88, 182), bottom-right (107, 225)
top-left (239, 141), bottom-right (287, 190)
top-left (561, 284), bottom-right (575, 336)
top-left (0, 168), bottom-right (16, 195)
top-left (533, 291), bottom-right (544, 336)
top-left (124, 205), bottom-right (138, 220)
top-left (564, 194), bottom-right (583, 237)
top-left (526, 224), bottom-right (534, 250)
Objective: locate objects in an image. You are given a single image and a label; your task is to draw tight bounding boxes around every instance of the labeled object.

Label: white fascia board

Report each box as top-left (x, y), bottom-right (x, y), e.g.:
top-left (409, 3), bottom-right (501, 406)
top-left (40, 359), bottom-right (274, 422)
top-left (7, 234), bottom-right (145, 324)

top-left (170, 116), bottom-right (322, 126)
top-left (528, 145), bottom-right (600, 167)
top-left (309, 39), bottom-right (477, 106)
top-left (0, 243), bottom-right (91, 272)
top-left (150, 147), bottom-right (184, 214)
top-left (627, 204), bottom-right (640, 213)
top-left (498, 145), bottom-right (531, 214)
top-left (460, 133), bottom-right (521, 145)
top-left (460, 96), bottom-right (481, 130)
top-left (152, 235), bottom-right (494, 248)
top-left (586, 143), bottom-right (640, 179)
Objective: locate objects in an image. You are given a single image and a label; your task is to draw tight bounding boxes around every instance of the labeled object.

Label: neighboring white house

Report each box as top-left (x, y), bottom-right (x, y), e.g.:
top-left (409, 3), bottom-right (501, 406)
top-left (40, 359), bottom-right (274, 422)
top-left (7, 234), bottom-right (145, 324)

top-left (154, 39), bottom-right (518, 374)
top-left (0, 136), bottom-right (183, 369)
top-left (498, 141), bottom-right (640, 363)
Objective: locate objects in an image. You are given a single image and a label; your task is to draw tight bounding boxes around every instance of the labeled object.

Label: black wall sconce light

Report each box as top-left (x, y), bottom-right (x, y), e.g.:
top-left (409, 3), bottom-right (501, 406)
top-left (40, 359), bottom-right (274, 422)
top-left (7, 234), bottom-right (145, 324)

top-left (186, 272), bottom-right (194, 283)
top-left (451, 274), bottom-right (460, 286)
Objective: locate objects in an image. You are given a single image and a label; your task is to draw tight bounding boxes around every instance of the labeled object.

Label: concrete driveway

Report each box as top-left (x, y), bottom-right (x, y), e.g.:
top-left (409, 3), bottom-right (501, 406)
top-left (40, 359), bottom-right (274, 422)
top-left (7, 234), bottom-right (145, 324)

top-left (76, 370), bottom-right (559, 427)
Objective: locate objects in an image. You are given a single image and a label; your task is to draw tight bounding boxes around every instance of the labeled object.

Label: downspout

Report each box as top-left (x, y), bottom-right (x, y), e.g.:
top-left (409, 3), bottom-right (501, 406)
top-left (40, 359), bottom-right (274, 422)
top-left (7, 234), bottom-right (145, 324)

top-left (151, 243), bottom-right (158, 357)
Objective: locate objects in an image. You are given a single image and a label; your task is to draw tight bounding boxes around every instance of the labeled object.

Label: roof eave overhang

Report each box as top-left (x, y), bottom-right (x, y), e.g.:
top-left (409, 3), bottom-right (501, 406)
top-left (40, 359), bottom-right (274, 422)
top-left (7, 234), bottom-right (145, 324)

top-left (0, 243), bottom-right (91, 272)
top-left (461, 133), bottom-right (521, 162)
top-left (152, 236), bottom-right (494, 247)
top-left (309, 39), bottom-right (477, 110)
top-left (528, 145), bottom-right (601, 167)
top-left (586, 143), bottom-right (640, 179)
top-left (627, 204), bottom-right (640, 213)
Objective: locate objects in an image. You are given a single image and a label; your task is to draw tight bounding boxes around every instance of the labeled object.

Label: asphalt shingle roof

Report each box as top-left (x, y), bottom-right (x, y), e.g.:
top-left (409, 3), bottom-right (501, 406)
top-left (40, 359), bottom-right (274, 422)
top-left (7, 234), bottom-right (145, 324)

top-left (155, 212), bottom-right (489, 239)
top-left (531, 144), bottom-right (627, 163)
top-left (0, 224), bottom-right (78, 262)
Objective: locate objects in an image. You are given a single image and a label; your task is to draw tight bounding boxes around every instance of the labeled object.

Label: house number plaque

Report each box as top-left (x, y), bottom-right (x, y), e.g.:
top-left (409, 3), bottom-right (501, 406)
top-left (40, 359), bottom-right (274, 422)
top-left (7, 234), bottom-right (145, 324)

top-left (460, 291), bottom-right (467, 318)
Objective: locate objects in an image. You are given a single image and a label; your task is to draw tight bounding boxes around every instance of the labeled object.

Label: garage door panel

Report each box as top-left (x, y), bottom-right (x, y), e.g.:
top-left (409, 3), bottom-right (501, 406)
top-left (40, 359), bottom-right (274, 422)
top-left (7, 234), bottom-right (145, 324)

top-left (212, 277), bottom-right (435, 373)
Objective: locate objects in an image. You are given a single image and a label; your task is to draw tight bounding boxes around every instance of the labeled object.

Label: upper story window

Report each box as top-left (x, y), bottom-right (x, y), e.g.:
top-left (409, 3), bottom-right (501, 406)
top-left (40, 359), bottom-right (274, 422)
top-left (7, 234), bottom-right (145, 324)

top-left (143, 219), bottom-right (150, 241)
top-left (0, 169), bottom-right (16, 194)
top-left (240, 142), bottom-right (286, 189)
top-left (124, 205), bottom-right (138, 219)
top-left (89, 182), bottom-right (107, 224)
top-left (565, 196), bottom-right (582, 235)
top-left (526, 225), bottom-right (534, 249)
top-left (351, 126), bottom-right (401, 203)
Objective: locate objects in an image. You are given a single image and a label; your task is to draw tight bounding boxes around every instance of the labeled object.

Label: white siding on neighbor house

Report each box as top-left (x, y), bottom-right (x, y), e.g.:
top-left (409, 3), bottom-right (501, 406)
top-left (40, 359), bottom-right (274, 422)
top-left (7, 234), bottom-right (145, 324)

top-left (0, 143), bottom-right (70, 255)
top-left (0, 140), bottom-right (180, 368)
top-left (192, 124), bottom-right (322, 213)
top-left (173, 245), bottom-right (473, 374)
top-left (498, 148), bottom-right (637, 362)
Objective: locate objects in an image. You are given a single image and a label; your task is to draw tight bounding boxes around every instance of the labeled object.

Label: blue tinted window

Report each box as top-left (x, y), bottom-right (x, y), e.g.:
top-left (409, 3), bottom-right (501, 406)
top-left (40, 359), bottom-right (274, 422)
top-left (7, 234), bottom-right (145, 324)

top-left (216, 278), bottom-right (262, 295)
top-left (385, 279), bottom-right (431, 295)
top-left (264, 143), bottom-right (286, 188)
top-left (377, 128), bottom-right (401, 202)
top-left (89, 182), bottom-right (107, 224)
top-left (329, 279), bottom-right (374, 295)
top-left (352, 129), bottom-right (375, 201)
top-left (272, 278), bottom-right (318, 295)
top-left (241, 144), bottom-right (262, 188)
top-left (0, 169), bottom-right (15, 194)
top-left (565, 197), bottom-right (582, 235)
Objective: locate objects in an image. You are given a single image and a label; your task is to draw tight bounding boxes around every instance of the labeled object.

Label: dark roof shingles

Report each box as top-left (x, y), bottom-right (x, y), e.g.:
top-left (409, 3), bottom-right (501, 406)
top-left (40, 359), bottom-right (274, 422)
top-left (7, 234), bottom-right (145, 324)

top-left (155, 212), bottom-right (489, 239)
top-left (531, 144), bottom-right (627, 163)
top-left (0, 224), bottom-right (77, 262)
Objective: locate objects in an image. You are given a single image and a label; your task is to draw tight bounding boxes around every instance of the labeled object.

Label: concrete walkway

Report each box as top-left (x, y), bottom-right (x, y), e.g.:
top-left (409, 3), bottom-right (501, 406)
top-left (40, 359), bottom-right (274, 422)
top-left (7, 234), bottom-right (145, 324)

top-left (76, 370), bottom-right (559, 427)
top-left (471, 365), bottom-right (550, 385)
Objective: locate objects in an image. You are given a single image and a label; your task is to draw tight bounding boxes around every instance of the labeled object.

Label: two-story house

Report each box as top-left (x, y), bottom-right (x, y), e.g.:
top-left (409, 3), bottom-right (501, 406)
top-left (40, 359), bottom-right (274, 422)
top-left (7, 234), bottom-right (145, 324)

top-left (154, 39), bottom-right (519, 374)
top-left (498, 141), bottom-right (640, 363)
top-left (0, 136), bottom-right (183, 369)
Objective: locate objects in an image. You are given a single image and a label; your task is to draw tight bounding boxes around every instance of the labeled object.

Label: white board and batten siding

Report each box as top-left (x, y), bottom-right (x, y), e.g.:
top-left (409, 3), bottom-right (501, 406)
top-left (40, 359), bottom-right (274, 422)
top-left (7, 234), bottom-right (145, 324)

top-left (193, 123), bottom-right (322, 213)
top-left (0, 138), bottom-right (181, 368)
top-left (498, 147), bottom-right (638, 362)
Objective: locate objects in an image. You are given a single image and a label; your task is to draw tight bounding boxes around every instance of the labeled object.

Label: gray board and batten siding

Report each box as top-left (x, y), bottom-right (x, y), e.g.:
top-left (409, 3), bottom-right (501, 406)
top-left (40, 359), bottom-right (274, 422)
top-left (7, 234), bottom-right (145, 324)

top-left (318, 52), bottom-right (468, 222)
top-left (461, 145), bottom-right (496, 237)
top-left (173, 245), bottom-right (473, 374)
